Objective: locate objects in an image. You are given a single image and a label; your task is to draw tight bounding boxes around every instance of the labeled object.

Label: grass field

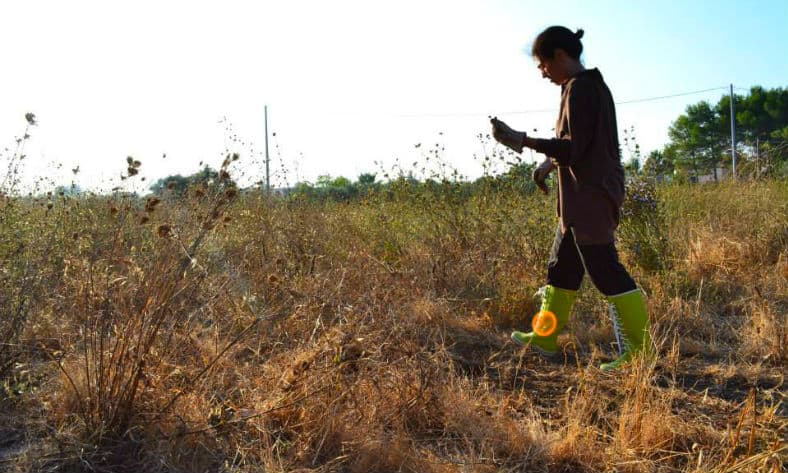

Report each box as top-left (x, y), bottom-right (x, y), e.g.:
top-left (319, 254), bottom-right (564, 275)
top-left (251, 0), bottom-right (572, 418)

top-left (1, 172), bottom-right (786, 472)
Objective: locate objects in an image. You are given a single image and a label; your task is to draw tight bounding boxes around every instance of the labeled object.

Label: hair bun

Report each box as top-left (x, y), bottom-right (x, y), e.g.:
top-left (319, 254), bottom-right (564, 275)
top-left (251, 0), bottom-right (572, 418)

top-left (574, 29), bottom-right (585, 39)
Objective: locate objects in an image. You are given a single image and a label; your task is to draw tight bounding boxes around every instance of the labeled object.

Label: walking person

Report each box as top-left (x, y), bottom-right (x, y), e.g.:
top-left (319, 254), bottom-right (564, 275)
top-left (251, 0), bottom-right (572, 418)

top-left (491, 26), bottom-right (652, 371)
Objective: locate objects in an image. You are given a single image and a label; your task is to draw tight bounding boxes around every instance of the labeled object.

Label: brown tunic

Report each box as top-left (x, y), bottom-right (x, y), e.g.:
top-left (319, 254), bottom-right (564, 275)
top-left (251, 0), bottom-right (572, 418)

top-left (532, 68), bottom-right (625, 245)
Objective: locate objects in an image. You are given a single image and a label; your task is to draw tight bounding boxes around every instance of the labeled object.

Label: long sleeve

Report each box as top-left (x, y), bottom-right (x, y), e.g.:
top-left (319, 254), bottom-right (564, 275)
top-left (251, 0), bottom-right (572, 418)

top-left (530, 79), bottom-right (599, 167)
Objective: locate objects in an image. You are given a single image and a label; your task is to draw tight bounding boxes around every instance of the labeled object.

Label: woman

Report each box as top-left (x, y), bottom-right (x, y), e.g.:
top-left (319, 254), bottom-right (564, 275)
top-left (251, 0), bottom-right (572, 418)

top-left (491, 26), bottom-right (652, 371)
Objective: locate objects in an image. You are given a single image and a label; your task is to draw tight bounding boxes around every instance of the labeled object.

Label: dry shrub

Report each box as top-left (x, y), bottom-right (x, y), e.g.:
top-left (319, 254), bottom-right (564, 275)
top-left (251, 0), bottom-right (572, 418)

top-left (437, 377), bottom-right (551, 467)
top-left (686, 231), bottom-right (759, 280)
top-left (739, 301), bottom-right (788, 364)
top-left (614, 364), bottom-right (682, 458)
top-left (552, 381), bottom-right (609, 472)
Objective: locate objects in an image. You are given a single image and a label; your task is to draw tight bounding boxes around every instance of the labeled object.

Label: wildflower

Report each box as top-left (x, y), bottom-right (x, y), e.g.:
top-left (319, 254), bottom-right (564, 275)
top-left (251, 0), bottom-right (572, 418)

top-left (220, 170), bottom-right (231, 181)
top-left (110, 206), bottom-right (118, 215)
top-left (225, 187), bottom-right (237, 199)
top-left (139, 215), bottom-right (149, 224)
top-left (167, 181), bottom-right (177, 190)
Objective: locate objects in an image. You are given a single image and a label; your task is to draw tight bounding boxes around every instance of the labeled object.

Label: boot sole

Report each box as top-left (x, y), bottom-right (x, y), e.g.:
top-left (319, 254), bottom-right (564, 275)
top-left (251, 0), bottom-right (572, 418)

top-left (510, 332), bottom-right (560, 358)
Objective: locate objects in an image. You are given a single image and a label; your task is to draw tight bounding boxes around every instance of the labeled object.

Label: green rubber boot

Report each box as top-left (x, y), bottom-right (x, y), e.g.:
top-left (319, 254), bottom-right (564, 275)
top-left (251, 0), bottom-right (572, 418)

top-left (600, 288), bottom-right (653, 372)
top-left (511, 285), bottom-right (577, 355)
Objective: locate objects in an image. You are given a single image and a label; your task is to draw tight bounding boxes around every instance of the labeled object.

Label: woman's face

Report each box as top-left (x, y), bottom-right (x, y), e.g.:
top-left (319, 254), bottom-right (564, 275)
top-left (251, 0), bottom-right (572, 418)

top-left (535, 50), bottom-right (570, 85)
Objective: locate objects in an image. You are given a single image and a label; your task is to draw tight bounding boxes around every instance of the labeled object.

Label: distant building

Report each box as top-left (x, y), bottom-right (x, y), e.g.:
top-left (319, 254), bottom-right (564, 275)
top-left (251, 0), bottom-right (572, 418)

top-left (694, 167), bottom-right (729, 183)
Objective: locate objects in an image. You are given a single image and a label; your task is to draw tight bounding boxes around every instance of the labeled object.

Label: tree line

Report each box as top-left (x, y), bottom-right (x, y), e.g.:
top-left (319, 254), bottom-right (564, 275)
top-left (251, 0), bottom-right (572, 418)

top-left (642, 85), bottom-right (788, 181)
top-left (150, 85), bottom-right (787, 200)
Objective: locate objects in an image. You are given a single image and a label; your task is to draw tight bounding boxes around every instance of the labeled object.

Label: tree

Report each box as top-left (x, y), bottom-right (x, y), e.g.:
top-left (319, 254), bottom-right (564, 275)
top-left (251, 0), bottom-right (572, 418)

top-left (668, 101), bottom-right (727, 180)
top-left (624, 157), bottom-right (641, 177)
top-left (357, 173), bottom-right (376, 186)
top-left (642, 150), bottom-right (672, 179)
top-left (150, 166), bottom-right (232, 196)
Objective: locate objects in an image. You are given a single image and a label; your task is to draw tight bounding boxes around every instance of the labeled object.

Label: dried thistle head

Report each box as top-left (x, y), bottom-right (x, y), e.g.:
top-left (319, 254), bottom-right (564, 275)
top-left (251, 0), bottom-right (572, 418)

top-left (194, 187), bottom-right (206, 198)
top-left (109, 206), bottom-right (118, 215)
top-left (139, 215), bottom-right (150, 224)
top-left (145, 197), bottom-right (161, 212)
top-left (225, 187), bottom-right (238, 199)
top-left (167, 181), bottom-right (177, 190)
top-left (157, 224), bottom-right (172, 238)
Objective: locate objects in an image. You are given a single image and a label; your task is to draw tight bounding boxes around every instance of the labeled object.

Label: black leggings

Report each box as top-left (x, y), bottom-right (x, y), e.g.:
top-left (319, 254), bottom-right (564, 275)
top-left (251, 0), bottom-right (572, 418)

top-left (546, 225), bottom-right (637, 296)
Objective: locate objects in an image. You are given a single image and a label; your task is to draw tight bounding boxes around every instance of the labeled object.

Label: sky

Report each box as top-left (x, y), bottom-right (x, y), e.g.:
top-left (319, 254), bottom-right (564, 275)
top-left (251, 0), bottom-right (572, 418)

top-left (1, 0), bottom-right (787, 193)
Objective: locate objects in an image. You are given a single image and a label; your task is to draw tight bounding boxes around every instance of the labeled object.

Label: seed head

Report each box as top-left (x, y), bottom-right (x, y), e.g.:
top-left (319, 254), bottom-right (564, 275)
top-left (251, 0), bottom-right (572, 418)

top-left (156, 223), bottom-right (172, 238)
top-left (157, 224), bottom-right (172, 238)
top-left (145, 197), bottom-right (161, 212)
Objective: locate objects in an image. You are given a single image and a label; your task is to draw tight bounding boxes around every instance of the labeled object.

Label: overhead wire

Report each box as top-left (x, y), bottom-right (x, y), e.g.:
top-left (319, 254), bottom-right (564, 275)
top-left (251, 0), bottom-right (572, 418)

top-left (393, 85), bottom-right (731, 118)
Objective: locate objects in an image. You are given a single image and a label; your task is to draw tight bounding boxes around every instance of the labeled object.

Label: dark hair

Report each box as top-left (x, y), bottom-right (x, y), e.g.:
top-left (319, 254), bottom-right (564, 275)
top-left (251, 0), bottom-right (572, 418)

top-left (531, 26), bottom-right (584, 60)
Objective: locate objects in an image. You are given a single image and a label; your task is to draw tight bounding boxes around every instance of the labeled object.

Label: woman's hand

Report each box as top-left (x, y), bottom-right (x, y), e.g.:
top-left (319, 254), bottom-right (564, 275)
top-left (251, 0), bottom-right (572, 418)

top-left (490, 117), bottom-right (526, 153)
top-left (532, 158), bottom-right (555, 195)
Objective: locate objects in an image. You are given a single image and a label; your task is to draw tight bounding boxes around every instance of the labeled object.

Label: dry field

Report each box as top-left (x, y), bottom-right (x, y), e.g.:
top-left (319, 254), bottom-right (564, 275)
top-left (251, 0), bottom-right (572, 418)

top-left (1, 170), bottom-right (786, 472)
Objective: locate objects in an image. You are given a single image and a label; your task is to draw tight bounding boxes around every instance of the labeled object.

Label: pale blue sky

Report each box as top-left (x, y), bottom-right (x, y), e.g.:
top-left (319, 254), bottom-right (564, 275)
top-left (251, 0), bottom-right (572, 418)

top-left (1, 0), bottom-right (786, 192)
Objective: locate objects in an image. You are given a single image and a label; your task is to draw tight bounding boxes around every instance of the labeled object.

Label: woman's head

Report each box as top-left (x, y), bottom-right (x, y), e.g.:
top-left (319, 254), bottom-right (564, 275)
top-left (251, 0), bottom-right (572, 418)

top-left (531, 26), bottom-right (585, 85)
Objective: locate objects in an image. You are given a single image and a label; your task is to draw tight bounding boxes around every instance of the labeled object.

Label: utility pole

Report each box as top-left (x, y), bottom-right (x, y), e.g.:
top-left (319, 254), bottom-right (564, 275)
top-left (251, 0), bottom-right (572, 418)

top-left (730, 84), bottom-right (736, 179)
top-left (264, 105), bottom-right (270, 194)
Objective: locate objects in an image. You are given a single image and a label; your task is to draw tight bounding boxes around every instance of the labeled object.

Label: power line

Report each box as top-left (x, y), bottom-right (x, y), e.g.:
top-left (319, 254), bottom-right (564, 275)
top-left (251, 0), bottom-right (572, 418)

top-left (615, 86), bottom-right (728, 105)
top-left (394, 85), bottom-right (731, 118)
